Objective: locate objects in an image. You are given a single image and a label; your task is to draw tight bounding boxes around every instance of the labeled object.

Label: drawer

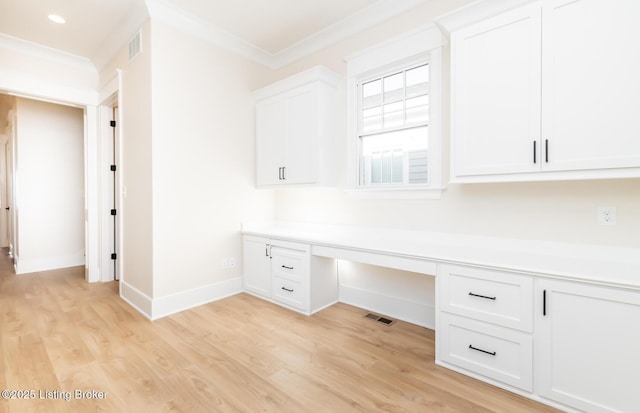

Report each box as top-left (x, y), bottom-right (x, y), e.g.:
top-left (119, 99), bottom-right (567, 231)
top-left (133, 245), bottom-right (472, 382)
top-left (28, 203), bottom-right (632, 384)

top-left (440, 264), bottom-right (533, 332)
top-left (272, 276), bottom-right (306, 311)
top-left (439, 313), bottom-right (532, 392)
top-left (271, 248), bottom-right (306, 281)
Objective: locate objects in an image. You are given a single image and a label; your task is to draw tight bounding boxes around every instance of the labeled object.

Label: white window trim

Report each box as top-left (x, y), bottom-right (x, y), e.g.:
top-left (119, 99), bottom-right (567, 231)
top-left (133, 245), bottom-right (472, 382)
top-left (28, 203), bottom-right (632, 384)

top-left (346, 24), bottom-right (444, 200)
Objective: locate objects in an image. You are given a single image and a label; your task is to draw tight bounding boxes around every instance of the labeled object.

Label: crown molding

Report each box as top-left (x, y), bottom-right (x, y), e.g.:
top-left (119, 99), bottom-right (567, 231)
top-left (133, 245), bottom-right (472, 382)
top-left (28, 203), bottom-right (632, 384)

top-left (0, 33), bottom-right (96, 73)
top-left (434, 0), bottom-right (535, 35)
top-left (144, 0), bottom-right (432, 70)
top-left (1, 0), bottom-right (438, 75)
top-left (272, 0), bottom-right (433, 69)
top-left (145, 0), bottom-right (274, 68)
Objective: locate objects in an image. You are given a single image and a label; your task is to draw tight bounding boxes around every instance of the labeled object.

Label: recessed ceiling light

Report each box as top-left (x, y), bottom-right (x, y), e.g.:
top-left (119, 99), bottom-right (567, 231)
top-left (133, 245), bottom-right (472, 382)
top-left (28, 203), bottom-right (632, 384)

top-left (48, 14), bottom-right (66, 24)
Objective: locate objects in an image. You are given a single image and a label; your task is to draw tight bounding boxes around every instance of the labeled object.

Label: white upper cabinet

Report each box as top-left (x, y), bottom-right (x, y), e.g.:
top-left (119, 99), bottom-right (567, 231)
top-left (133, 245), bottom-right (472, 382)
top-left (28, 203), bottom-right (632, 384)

top-left (541, 0), bottom-right (640, 172)
top-left (253, 67), bottom-right (339, 187)
top-left (451, 4), bottom-right (542, 177)
top-left (448, 0), bottom-right (640, 182)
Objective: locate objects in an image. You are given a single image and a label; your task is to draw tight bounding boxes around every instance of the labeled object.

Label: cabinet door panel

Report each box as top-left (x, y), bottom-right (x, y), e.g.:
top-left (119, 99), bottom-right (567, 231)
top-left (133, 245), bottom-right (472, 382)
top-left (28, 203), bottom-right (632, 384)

top-left (256, 97), bottom-right (286, 186)
top-left (542, 0), bottom-right (640, 171)
top-left (242, 236), bottom-right (272, 298)
top-left (452, 4), bottom-right (541, 177)
top-left (538, 280), bottom-right (640, 412)
top-left (284, 86), bottom-right (318, 184)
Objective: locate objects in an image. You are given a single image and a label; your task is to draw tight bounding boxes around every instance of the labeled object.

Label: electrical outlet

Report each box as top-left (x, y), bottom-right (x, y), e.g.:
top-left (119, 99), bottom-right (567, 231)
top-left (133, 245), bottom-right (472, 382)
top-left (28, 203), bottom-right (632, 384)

top-left (220, 257), bottom-right (236, 269)
top-left (597, 206), bottom-right (617, 226)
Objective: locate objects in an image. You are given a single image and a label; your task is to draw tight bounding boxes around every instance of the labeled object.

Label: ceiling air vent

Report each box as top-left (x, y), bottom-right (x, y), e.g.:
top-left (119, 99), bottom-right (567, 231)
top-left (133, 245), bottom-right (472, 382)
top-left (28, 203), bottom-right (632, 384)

top-left (128, 30), bottom-right (141, 62)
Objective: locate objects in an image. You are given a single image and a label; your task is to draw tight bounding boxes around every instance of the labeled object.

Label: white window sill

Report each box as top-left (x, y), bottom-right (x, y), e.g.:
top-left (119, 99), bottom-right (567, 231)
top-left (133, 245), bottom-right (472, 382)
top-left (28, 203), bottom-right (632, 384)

top-left (345, 186), bottom-right (445, 200)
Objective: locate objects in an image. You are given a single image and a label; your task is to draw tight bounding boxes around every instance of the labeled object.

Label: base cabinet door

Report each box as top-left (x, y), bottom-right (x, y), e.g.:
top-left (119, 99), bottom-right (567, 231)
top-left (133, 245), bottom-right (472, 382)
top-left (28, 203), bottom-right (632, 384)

top-left (537, 279), bottom-right (640, 413)
top-left (242, 236), bottom-right (271, 298)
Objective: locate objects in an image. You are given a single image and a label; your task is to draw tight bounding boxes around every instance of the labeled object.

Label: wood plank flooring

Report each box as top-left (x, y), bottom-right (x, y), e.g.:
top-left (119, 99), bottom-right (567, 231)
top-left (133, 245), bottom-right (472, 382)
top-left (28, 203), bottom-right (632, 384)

top-left (0, 249), bottom-right (561, 412)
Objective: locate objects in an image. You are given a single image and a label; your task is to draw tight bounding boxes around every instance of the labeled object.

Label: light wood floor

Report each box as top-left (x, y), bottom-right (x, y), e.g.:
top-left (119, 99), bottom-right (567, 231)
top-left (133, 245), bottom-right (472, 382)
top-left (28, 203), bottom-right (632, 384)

top-left (0, 250), bottom-right (561, 413)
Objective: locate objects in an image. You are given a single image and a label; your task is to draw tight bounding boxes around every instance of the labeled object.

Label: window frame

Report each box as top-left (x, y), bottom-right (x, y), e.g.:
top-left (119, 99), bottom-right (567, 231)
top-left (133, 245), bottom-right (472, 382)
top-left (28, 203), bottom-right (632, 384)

top-left (357, 56), bottom-right (431, 188)
top-left (346, 25), bottom-right (444, 200)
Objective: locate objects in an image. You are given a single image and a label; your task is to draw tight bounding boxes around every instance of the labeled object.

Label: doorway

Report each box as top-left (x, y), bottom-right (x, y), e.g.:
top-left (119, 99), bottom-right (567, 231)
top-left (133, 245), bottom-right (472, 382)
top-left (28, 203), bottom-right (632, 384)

top-left (0, 94), bottom-right (85, 274)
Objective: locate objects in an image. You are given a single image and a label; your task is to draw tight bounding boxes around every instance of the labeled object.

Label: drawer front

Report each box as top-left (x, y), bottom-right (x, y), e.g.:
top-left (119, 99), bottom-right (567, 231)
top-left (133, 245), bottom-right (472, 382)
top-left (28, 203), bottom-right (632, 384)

top-left (440, 313), bottom-right (532, 391)
top-left (440, 264), bottom-right (533, 332)
top-left (272, 276), bottom-right (306, 311)
top-left (271, 248), bottom-right (306, 281)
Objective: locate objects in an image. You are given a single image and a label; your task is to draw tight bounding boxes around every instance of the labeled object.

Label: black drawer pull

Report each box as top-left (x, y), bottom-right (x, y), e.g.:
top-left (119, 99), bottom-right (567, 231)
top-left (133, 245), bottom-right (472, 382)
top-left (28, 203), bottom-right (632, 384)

top-left (468, 292), bottom-right (496, 300)
top-left (281, 287), bottom-right (294, 292)
top-left (281, 265), bottom-right (294, 270)
top-left (469, 345), bottom-right (496, 356)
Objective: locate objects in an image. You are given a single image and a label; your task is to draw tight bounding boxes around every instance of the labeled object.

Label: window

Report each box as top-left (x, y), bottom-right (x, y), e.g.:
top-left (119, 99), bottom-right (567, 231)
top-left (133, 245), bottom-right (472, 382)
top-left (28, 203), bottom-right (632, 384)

top-left (358, 62), bottom-right (430, 187)
top-left (346, 25), bottom-right (443, 199)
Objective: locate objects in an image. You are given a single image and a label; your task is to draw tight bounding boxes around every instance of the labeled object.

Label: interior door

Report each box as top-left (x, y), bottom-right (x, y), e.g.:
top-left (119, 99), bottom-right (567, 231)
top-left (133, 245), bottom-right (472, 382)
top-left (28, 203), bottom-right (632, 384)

top-left (0, 134), bottom-right (8, 248)
top-left (111, 106), bottom-right (119, 280)
top-left (7, 115), bottom-right (16, 260)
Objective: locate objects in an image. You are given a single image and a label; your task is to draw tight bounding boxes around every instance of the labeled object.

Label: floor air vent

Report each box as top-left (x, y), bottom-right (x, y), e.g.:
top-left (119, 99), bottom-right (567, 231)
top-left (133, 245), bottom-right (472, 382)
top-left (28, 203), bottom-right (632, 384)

top-left (364, 312), bottom-right (395, 326)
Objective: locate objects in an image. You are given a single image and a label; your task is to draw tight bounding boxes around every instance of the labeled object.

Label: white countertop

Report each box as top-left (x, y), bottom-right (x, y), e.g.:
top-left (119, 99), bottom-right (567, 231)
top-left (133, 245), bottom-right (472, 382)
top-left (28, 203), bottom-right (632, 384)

top-left (242, 221), bottom-right (640, 289)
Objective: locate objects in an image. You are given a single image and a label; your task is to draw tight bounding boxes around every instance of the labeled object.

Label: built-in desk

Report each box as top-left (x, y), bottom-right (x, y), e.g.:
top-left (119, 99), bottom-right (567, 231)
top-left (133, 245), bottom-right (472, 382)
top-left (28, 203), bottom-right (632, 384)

top-left (242, 221), bottom-right (640, 287)
top-left (242, 221), bottom-right (640, 413)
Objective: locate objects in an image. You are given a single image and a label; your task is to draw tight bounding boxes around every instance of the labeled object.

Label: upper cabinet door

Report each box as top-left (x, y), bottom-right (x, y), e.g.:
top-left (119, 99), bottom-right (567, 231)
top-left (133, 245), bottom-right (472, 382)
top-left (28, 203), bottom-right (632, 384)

top-left (541, 0), bottom-right (640, 172)
top-left (452, 4), bottom-right (542, 177)
top-left (283, 85), bottom-right (318, 185)
top-left (256, 96), bottom-right (286, 186)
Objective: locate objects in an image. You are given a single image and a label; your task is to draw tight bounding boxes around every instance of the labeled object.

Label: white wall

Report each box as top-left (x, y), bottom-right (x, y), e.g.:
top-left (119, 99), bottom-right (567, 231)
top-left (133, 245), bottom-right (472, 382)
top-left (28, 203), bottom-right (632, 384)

top-left (100, 20), bottom-right (155, 311)
top-left (99, 18), bottom-right (275, 318)
top-left (14, 97), bottom-right (85, 273)
top-left (149, 20), bottom-right (274, 311)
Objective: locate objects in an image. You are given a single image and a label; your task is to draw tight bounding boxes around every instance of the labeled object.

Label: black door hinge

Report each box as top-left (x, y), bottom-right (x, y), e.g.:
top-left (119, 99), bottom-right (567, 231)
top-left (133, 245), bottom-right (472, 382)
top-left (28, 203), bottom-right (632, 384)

top-left (110, 209), bottom-right (117, 216)
top-left (110, 120), bottom-right (116, 127)
top-left (110, 165), bottom-right (117, 172)
top-left (111, 253), bottom-right (117, 260)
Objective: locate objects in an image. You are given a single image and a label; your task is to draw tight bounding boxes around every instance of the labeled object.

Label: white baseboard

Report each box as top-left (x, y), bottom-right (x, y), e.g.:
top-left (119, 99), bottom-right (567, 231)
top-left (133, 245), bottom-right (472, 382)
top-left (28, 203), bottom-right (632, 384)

top-left (339, 284), bottom-right (435, 329)
top-left (15, 252), bottom-right (85, 275)
top-left (120, 281), bottom-right (153, 319)
top-left (151, 277), bottom-right (243, 320)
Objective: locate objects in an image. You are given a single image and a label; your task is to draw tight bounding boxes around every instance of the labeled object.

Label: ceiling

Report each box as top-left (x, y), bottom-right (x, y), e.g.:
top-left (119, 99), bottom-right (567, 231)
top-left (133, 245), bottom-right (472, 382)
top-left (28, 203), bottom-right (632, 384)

top-left (0, 0), bottom-right (425, 67)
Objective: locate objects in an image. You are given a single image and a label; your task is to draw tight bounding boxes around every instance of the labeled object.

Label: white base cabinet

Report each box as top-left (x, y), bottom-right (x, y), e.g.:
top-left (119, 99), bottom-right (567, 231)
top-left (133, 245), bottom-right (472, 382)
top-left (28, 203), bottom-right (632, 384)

top-left (242, 236), bottom-right (338, 315)
top-left (438, 264), bottom-right (534, 392)
top-left (438, 264), bottom-right (640, 413)
top-left (537, 279), bottom-right (640, 413)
